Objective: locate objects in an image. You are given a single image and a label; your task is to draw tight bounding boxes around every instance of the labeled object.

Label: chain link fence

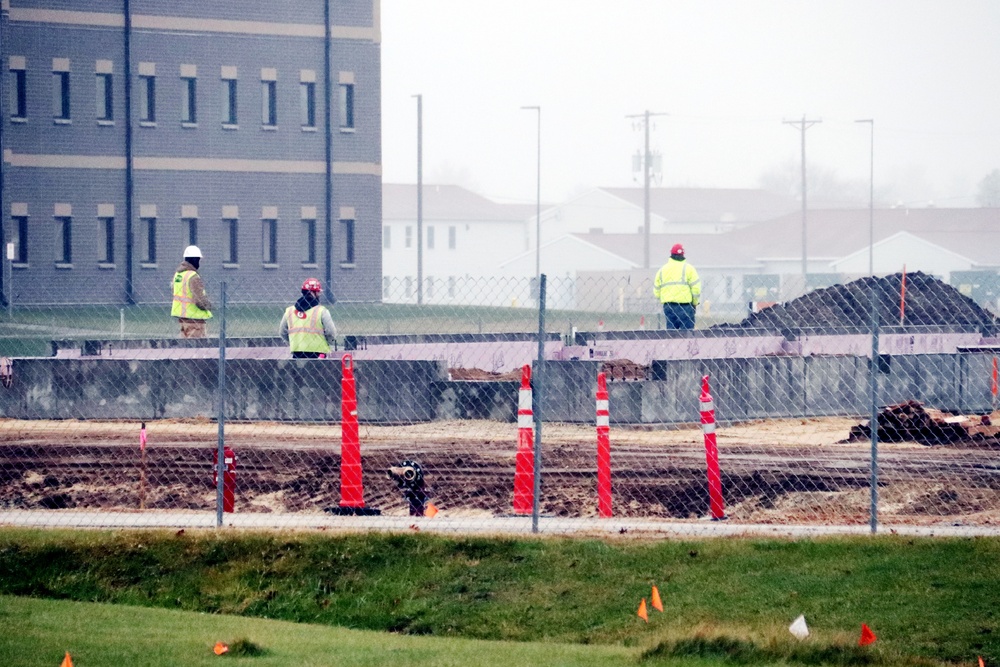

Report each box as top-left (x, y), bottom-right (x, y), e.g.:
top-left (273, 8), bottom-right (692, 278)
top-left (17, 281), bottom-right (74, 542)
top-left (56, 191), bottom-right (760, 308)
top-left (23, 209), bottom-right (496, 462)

top-left (1, 270), bottom-right (999, 535)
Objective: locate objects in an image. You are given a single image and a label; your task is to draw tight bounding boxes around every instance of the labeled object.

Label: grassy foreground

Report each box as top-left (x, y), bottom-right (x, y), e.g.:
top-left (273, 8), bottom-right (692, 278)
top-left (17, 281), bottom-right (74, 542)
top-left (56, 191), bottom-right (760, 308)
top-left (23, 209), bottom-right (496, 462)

top-left (0, 529), bottom-right (997, 666)
top-left (0, 595), bottom-right (638, 667)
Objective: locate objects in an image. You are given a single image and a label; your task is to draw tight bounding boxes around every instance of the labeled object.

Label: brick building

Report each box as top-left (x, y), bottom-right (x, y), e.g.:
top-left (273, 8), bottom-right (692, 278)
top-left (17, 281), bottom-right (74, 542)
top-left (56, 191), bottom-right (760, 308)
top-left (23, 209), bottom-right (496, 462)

top-left (0, 0), bottom-right (382, 305)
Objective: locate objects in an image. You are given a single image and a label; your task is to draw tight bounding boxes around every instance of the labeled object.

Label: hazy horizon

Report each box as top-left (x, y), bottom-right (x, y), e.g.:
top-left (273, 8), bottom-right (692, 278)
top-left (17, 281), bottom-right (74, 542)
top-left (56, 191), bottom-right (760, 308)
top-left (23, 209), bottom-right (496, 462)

top-left (381, 1), bottom-right (1000, 208)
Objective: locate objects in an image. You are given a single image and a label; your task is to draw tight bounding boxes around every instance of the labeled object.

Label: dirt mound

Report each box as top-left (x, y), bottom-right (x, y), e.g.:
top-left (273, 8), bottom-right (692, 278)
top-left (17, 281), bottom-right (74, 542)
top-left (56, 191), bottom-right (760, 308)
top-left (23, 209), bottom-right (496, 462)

top-left (449, 359), bottom-right (646, 382)
top-left (717, 272), bottom-right (997, 331)
top-left (448, 368), bottom-right (522, 381)
top-left (844, 401), bottom-right (1000, 447)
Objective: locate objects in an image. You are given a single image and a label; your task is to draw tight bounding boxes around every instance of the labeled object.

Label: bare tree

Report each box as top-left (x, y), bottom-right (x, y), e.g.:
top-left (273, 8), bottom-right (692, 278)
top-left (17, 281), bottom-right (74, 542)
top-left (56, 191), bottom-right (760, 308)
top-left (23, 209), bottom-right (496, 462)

top-left (976, 169), bottom-right (1000, 207)
top-left (758, 160), bottom-right (869, 208)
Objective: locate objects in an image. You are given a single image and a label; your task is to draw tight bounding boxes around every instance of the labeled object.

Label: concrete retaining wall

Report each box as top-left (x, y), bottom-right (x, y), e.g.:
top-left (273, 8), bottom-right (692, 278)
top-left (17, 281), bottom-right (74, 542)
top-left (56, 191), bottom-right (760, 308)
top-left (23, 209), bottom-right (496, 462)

top-left (1, 353), bottom-right (995, 424)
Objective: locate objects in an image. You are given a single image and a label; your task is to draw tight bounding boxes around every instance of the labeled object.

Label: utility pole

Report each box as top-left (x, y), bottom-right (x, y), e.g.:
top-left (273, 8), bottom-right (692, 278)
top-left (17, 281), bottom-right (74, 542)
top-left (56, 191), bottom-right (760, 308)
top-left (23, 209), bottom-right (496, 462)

top-left (855, 119), bottom-right (875, 276)
top-left (413, 94), bottom-right (423, 305)
top-left (783, 115), bottom-right (821, 277)
top-left (521, 106), bottom-right (541, 281)
top-left (626, 111), bottom-right (668, 270)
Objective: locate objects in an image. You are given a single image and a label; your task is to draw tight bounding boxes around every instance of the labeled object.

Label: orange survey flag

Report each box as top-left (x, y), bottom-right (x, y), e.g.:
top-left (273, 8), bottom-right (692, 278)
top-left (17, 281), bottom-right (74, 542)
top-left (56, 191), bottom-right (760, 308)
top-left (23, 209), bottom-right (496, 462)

top-left (424, 503), bottom-right (439, 518)
top-left (651, 586), bottom-right (663, 612)
top-left (60, 652), bottom-right (73, 667)
top-left (859, 623), bottom-right (877, 646)
top-left (213, 642), bottom-right (229, 655)
top-left (637, 598), bottom-right (648, 622)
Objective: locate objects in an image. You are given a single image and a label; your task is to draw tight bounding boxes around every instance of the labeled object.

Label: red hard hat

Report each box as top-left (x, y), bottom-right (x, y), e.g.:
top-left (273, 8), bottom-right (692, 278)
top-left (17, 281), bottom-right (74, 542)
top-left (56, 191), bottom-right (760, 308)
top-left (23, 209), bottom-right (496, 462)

top-left (671, 243), bottom-right (685, 256)
top-left (301, 278), bottom-right (322, 293)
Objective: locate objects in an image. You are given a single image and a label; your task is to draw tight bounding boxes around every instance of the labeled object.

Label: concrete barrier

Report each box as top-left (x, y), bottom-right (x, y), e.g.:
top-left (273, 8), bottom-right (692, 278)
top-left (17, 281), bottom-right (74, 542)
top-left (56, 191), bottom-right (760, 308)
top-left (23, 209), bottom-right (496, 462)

top-left (1, 352), bottom-right (995, 424)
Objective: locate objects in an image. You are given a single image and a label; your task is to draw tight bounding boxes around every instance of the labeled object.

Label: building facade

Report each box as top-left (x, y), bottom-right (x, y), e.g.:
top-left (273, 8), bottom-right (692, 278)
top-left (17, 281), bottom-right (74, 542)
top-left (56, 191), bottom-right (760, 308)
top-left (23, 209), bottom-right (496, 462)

top-left (1, 0), bottom-right (382, 306)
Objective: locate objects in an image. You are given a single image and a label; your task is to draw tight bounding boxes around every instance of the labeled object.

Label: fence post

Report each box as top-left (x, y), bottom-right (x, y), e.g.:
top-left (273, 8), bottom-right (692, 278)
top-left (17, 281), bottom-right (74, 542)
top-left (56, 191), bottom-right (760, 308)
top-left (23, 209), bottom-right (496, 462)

top-left (215, 281), bottom-right (227, 527)
top-left (868, 282), bottom-right (880, 533)
top-left (532, 273), bottom-right (546, 533)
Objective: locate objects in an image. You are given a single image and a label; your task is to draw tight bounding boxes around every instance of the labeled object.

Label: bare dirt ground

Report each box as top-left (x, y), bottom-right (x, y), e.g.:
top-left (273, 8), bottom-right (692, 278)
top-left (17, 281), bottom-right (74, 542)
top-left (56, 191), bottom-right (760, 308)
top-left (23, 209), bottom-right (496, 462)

top-left (1, 416), bottom-right (998, 527)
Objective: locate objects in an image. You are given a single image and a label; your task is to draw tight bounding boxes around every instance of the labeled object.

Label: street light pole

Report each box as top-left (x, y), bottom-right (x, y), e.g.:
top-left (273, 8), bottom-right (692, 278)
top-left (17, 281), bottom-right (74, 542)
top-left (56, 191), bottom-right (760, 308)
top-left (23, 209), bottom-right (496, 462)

top-left (855, 119), bottom-right (874, 276)
top-left (413, 94), bottom-right (423, 305)
top-left (521, 105), bottom-right (541, 281)
top-left (783, 115), bottom-right (821, 277)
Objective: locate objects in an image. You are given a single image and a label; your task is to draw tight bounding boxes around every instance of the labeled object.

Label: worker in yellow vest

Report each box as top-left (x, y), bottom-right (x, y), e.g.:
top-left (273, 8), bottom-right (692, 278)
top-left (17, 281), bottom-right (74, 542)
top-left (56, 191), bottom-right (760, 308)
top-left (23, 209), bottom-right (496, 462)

top-left (171, 245), bottom-right (213, 338)
top-left (653, 243), bottom-right (701, 330)
top-left (280, 278), bottom-right (337, 358)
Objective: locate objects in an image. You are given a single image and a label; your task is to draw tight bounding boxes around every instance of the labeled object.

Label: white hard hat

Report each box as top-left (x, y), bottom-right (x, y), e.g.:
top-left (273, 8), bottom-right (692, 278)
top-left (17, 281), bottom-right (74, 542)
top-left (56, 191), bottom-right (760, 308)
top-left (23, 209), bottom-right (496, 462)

top-left (183, 245), bottom-right (202, 259)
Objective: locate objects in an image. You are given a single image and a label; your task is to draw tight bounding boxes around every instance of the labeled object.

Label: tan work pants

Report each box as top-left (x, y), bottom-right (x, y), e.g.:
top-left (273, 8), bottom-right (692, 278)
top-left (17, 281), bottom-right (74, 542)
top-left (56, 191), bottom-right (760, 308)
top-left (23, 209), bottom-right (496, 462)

top-left (178, 318), bottom-right (208, 339)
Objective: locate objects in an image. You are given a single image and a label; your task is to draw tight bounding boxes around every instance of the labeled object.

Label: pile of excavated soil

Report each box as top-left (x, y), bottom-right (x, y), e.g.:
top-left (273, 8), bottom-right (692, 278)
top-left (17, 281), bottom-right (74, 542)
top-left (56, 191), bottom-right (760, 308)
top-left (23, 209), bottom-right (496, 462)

top-left (717, 272), bottom-right (997, 331)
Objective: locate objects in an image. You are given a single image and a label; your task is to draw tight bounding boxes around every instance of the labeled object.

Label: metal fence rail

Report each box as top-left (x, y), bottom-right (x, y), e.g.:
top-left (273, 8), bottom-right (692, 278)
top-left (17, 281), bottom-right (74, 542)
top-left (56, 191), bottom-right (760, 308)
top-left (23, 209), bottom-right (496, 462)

top-left (1, 272), bottom-right (999, 535)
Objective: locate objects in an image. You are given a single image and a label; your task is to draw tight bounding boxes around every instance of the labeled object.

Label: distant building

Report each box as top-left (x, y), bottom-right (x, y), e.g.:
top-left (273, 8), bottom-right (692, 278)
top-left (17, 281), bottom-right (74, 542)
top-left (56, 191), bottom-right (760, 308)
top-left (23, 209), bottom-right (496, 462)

top-left (513, 207), bottom-right (1000, 315)
top-left (0, 1), bottom-right (382, 306)
top-left (381, 183), bottom-right (536, 305)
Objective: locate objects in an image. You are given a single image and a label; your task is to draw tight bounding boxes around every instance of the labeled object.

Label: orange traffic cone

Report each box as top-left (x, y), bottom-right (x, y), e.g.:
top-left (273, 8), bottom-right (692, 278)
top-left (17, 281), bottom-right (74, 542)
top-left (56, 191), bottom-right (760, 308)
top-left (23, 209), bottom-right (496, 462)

top-left (651, 586), bottom-right (663, 612)
top-left (424, 503), bottom-right (439, 518)
top-left (60, 652), bottom-right (73, 667)
top-left (637, 598), bottom-right (648, 622)
top-left (213, 642), bottom-right (229, 655)
top-left (858, 623), bottom-right (877, 646)
top-left (978, 657), bottom-right (984, 667)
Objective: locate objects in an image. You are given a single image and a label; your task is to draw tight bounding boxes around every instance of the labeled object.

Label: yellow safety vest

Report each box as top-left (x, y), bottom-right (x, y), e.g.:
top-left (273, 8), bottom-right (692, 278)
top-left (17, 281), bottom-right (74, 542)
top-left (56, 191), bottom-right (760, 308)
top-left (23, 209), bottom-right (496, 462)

top-left (653, 259), bottom-right (701, 305)
top-left (171, 271), bottom-right (213, 320)
top-left (285, 305), bottom-right (331, 354)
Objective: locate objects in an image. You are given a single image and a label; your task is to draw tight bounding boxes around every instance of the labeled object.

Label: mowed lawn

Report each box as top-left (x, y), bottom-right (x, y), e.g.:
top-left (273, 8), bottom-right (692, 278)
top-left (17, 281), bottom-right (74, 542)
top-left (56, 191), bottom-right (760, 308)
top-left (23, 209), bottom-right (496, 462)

top-left (0, 595), bottom-right (637, 667)
top-left (0, 529), bottom-right (998, 666)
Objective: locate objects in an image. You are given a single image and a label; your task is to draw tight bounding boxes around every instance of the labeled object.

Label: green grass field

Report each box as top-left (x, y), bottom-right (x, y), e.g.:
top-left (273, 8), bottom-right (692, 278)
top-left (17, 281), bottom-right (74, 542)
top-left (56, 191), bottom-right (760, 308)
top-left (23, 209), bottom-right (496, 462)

top-left (0, 595), bottom-right (639, 667)
top-left (0, 529), bottom-right (997, 666)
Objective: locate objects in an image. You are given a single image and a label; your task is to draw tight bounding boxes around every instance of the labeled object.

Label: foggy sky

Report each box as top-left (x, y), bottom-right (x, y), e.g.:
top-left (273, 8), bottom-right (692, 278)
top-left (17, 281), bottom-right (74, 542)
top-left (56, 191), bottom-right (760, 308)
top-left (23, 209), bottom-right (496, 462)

top-left (381, 1), bottom-right (1000, 208)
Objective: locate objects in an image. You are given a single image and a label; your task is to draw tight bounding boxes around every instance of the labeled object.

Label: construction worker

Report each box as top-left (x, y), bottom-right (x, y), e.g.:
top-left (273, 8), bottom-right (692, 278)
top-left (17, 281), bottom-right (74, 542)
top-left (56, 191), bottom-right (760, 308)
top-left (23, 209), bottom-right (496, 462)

top-left (171, 245), bottom-right (213, 338)
top-left (653, 243), bottom-right (701, 330)
top-left (280, 278), bottom-right (337, 358)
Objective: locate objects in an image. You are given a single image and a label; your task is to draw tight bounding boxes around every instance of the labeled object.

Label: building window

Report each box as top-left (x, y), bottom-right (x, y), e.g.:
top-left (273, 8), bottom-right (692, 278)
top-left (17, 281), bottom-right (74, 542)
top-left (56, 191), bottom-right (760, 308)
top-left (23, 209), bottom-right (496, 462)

top-left (140, 217), bottom-right (156, 263)
top-left (183, 218), bottom-right (198, 247)
top-left (404, 277), bottom-right (413, 298)
top-left (10, 216), bottom-right (28, 263)
top-left (223, 218), bottom-right (238, 264)
top-left (300, 81), bottom-right (315, 128)
top-left (427, 226), bottom-right (435, 250)
top-left (448, 276), bottom-right (456, 298)
top-left (98, 217), bottom-right (114, 264)
top-left (9, 59), bottom-right (27, 120)
top-left (382, 276), bottom-right (390, 299)
top-left (405, 226), bottom-right (412, 249)
top-left (448, 226), bottom-right (456, 250)
top-left (96, 72), bottom-right (113, 121)
top-left (262, 218), bottom-right (278, 264)
top-left (261, 78), bottom-right (277, 127)
top-left (340, 218), bottom-right (355, 264)
top-left (301, 218), bottom-right (316, 264)
top-left (52, 70), bottom-right (71, 121)
top-left (383, 225), bottom-right (390, 249)
top-left (55, 216), bottom-right (72, 263)
top-left (181, 74), bottom-right (197, 124)
top-left (338, 83), bottom-right (354, 129)
top-left (139, 74), bottom-right (155, 123)
top-left (426, 276), bottom-right (435, 298)
top-left (221, 77), bottom-right (237, 125)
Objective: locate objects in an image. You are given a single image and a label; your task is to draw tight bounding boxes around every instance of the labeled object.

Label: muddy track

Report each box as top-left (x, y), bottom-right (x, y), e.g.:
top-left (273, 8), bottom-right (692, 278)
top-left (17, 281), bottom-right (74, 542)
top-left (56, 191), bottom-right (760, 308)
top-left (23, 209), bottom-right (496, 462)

top-left (2, 421), bottom-right (998, 524)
